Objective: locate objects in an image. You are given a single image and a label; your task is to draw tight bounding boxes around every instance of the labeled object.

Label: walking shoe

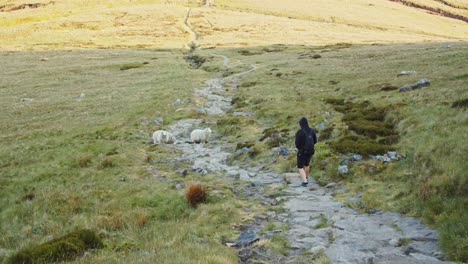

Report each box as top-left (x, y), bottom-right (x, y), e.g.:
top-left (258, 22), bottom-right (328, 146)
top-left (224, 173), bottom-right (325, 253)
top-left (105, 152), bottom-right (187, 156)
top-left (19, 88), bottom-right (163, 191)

top-left (301, 182), bottom-right (308, 187)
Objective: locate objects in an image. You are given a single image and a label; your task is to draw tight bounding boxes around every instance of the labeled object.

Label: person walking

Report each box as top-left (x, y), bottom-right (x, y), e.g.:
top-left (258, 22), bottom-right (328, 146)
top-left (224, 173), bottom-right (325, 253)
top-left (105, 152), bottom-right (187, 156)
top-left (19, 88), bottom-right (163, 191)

top-left (295, 117), bottom-right (317, 187)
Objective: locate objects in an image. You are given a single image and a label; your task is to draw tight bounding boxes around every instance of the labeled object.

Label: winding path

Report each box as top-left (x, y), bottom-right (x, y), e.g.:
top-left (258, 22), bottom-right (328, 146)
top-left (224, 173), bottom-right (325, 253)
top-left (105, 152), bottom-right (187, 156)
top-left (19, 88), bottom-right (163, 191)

top-left (165, 55), bottom-right (451, 264)
top-left (182, 8), bottom-right (199, 49)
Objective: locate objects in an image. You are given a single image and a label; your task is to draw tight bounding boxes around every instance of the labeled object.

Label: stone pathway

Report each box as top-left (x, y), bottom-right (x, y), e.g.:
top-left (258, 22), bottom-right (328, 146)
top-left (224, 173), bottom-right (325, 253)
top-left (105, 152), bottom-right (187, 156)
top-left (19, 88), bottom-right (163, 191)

top-left (164, 55), bottom-right (452, 263)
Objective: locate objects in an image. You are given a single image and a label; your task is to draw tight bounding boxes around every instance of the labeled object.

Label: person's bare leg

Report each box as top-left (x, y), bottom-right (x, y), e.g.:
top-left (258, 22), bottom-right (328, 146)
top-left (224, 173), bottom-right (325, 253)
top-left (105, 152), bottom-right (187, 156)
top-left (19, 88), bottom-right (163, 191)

top-left (305, 166), bottom-right (310, 179)
top-left (299, 168), bottom-right (308, 183)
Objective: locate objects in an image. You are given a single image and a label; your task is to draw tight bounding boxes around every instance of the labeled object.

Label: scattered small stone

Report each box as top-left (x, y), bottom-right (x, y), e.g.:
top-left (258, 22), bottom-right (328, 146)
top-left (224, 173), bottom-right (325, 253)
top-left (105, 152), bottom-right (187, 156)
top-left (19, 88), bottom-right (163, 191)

top-left (346, 196), bottom-right (360, 203)
top-left (171, 99), bottom-right (181, 107)
top-left (232, 111), bottom-right (254, 117)
top-left (266, 211), bottom-right (276, 218)
top-left (403, 245), bottom-right (418, 255)
top-left (352, 154), bottom-right (362, 161)
top-left (316, 121), bottom-right (327, 131)
top-left (389, 238), bottom-right (399, 247)
top-left (197, 108), bottom-right (207, 114)
top-left (412, 79), bottom-right (431, 90)
top-left (175, 183), bottom-right (183, 189)
top-left (366, 208), bottom-right (380, 214)
top-left (239, 147), bottom-right (252, 154)
top-left (399, 79), bottom-right (431, 92)
top-left (399, 85), bottom-right (412, 92)
top-left (238, 248), bottom-right (252, 262)
top-left (19, 98), bottom-right (33, 102)
top-left (374, 155), bottom-right (391, 163)
top-left (192, 167), bottom-right (208, 174)
top-left (76, 93), bottom-right (85, 100)
top-left (278, 147), bottom-right (289, 157)
top-left (178, 169), bottom-right (188, 176)
top-left (235, 230), bottom-right (259, 247)
top-left (397, 70), bottom-right (416, 77)
top-left (325, 182), bottom-right (337, 188)
top-left (338, 165), bottom-right (348, 174)
top-left (265, 230), bottom-right (282, 238)
top-left (153, 117), bottom-right (164, 125)
top-left (340, 158), bottom-right (350, 165)
top-left (387, 151), bottom-right (398, 160)
top-left (442, 44), bottom-right (452, 49)
top-left (308, 183), bottom-right (320, 191)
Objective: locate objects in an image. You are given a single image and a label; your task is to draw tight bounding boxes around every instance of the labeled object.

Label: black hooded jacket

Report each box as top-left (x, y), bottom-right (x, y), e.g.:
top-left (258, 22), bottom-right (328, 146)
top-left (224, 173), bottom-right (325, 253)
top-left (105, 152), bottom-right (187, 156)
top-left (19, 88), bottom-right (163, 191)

top-left (295, 117), bottom-right (317, 152)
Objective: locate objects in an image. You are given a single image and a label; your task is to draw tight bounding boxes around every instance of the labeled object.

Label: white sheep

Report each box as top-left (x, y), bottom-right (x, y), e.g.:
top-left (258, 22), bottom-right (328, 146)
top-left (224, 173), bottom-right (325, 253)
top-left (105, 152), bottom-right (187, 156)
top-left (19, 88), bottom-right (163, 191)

top-left (152, 130), bottom-right (176, 144)
top-left (190, 128), bottom-right (212, 143)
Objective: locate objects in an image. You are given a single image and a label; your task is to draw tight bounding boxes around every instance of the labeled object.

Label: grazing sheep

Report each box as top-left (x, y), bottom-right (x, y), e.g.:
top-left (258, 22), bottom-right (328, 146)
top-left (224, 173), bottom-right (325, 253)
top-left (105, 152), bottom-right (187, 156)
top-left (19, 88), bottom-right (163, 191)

top-left (190, 128), bottom-right (212, 143)
top-left (152, 130), bottom-right (176, 144)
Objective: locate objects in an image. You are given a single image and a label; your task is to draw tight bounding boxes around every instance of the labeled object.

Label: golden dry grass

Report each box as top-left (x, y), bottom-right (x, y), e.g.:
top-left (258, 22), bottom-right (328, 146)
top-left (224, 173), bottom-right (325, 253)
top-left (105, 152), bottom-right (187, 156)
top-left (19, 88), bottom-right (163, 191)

top-left (1, 0), bottom-right (467, 51)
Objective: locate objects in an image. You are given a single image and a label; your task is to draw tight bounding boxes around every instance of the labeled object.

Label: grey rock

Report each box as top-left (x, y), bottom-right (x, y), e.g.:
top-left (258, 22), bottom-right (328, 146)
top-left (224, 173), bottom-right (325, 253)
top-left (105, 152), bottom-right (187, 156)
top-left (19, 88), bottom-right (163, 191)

top-left (374, 155), bottom-right (391, 163)
top-left (366, 208), bottom-right (381, 214)
top-left (235, 230), bottom-right (259, 247)
top-left (271, 147), bottom-right (280, 153)
top-left (442, 44), bottom-right (452, 49)
top-left (388, 151), bottom-right (398, 160)
top-left (20, 98), bottom-right (33, 102)
top-left (278, 147), bottom-right (289, 156)
top-left (316, 121), bottom-right (327, 130)
top-left (267, 211), bottom-right (276, 218)
top-left (238, 248), bottom-right (252, 262)
top-left (352, 154), bottom-right (362, 161)
top-left (232, 111), bottom-right (254, 117)
top-left (338, 165), bottom-right (349, 174)
top-left (192, 167), bottom-right (208, 174)
top-left (412, 79), bottom-right (431, 90)
top-left (400, 79), bottom-right (431, 92)
top-left (171, 98), bottom-right (181, 107)
top-left (309, 183), bottom-right (320, 190)
top-left (399, 85), bottom-right (412, 92)
top-left (340, 158), bottom-right (350, 165)
top-left (325, 182), bottom-right (337, 188)
top-left (197, 108), bottom-right (207, 114)
top-left (398, 70), bottom-right (416, 76)
top-left (153, 117), bottom-right (164, 125)
top-left (265, 229), bottom-right (282, 238)
top-left (389, 238), bottom-right (400, 247)
top-left (178, 169), bottom-right (188, 176)
top-left (346, 196), bottom-right (360, 203)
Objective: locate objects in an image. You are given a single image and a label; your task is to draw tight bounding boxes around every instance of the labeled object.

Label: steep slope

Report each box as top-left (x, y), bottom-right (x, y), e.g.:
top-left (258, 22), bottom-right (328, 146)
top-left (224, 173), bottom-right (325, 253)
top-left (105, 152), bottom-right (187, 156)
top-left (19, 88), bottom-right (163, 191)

top-left (0, 0), bottom-right (467, 50)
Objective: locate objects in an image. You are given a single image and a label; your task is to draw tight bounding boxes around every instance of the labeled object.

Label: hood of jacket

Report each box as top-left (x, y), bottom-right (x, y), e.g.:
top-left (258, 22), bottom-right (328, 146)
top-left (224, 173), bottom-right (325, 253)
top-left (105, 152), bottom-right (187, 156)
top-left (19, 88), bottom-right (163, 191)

top-left (299, 117), bottom-right (309, 130)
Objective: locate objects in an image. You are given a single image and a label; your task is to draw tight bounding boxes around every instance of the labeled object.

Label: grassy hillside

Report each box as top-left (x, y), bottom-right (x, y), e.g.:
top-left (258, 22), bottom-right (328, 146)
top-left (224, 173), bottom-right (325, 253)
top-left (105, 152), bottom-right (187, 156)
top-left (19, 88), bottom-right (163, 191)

top-left (0, 49), bottom-right (255, 263)
top-left (1, 0), bottom-right (467, 262)
top-left (0, 43), bottom-right (466, 262)
top-left (1, 0), bottom-right (467, 50)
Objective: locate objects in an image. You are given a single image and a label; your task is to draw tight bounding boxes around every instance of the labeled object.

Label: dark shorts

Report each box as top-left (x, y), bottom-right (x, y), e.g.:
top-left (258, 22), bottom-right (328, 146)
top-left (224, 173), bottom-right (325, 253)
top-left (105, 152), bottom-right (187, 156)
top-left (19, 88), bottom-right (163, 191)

top-left (297, 152), bottom-right (313, 169)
